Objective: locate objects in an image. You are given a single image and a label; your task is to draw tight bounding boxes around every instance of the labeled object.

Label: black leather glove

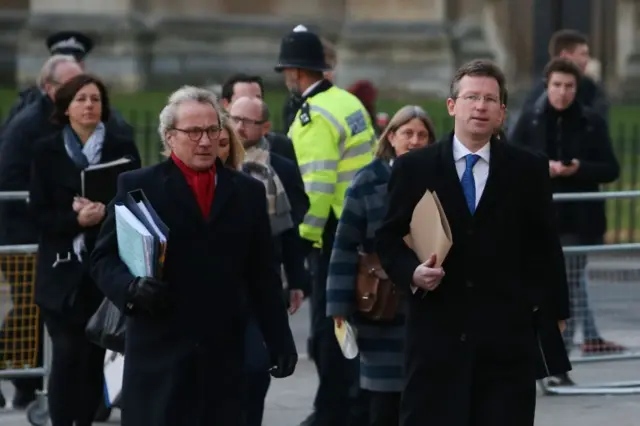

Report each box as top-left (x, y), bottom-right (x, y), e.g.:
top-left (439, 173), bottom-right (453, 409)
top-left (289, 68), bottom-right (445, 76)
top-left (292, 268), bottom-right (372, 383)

top-left (269, 353), bottom-right (298, 378)
top-left (126, 277), bottom-right (170, 316)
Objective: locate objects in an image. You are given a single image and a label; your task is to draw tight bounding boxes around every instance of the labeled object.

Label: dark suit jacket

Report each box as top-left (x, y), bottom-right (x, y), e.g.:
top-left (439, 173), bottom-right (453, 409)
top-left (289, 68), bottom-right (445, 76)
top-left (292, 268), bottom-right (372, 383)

top-left (376, 134), bottom-right (571, 426)
top-left (90, 158), bottom-right (296, 426)
top-left (29, 130), bottom-right (141, 321)
top-left (269, 152), bottom-right (310, 292)
top-left (266, 132), bottom-right (298, 166)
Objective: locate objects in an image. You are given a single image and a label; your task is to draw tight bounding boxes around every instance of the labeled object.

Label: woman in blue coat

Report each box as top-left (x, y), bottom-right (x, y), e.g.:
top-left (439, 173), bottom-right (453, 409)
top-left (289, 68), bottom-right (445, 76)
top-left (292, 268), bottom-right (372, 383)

top-left (326, 105), bottom-right (436, 426)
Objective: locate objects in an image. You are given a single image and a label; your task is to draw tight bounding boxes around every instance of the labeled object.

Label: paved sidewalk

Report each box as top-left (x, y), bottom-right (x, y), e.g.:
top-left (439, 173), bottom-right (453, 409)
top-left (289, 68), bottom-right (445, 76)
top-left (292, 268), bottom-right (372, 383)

top-left (2, 358), bottom-right (640, 425)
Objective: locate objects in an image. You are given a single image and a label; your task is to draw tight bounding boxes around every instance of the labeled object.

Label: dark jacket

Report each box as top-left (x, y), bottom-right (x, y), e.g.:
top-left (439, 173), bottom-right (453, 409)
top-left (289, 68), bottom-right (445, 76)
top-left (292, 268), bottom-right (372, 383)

top-left (268, 152), bottom-right (309, 292)
top-left (509, 97), bottom-right (619, 239)
top-left (281, 93), bottom-right (304, 134)
top-left (0, 86), bottom-right (42, 132)
top-left (0, 95), bottom-right (60, 245)
top-left (90, 158), bottom-right (296, 426)
top-left (266, 132), bottom-right (298, 166)
top-left (29, 130), bottom-right (141, 321)
top-left (375, 134), bottom-right (571, 426)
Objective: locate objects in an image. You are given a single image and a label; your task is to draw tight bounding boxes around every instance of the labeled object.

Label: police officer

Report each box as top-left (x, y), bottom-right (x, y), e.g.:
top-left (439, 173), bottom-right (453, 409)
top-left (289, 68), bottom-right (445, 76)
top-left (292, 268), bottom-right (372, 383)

top-left (1, 31), bottom-right (133, 139)
top-left (275, 25), bottom-right (374, 426)
top-left (281, 27), bottom-right (336, 134)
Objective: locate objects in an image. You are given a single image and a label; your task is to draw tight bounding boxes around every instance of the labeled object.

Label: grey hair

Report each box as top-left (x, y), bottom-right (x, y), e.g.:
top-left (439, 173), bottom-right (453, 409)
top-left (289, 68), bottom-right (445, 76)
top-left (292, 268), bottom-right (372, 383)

top-left (158, 85), bottom-right (222, 156)
top-left (37, 54), bottom-right (78, 89)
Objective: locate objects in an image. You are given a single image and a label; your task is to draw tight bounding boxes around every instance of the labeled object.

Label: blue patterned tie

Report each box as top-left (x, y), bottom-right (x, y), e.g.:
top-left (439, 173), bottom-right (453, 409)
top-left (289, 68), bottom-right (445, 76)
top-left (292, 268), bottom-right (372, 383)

top-left (461, 154), bottom-right (480, 214)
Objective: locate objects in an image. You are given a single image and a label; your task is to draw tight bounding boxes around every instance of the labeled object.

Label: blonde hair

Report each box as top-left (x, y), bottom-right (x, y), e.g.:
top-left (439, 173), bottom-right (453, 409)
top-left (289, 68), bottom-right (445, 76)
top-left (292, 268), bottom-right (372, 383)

top-left (221, 114), bottom-right (245, 170)
top-left (375, 105), bottom-right (437, 160)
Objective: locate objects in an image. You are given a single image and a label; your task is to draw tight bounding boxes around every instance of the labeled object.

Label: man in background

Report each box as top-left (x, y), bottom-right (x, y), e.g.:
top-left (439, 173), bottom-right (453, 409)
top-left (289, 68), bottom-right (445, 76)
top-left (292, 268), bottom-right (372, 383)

top-left (518, 29), bottom-right (609, 121)
top-left (221, 73), bottom-right (298, 164)
top-left (281, 27), bottom-right (337, 134)
top-left (1, 31), bottom-right (132, 139)
top-left (229, 96), bottom-right (309, 425)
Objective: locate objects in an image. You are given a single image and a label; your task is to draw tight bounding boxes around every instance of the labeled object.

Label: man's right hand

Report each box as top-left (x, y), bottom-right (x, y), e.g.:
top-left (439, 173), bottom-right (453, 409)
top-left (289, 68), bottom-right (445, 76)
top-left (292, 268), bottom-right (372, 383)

top-left (126, 277), bottom-right (170, 315)
top-left (412, 254), bottom-right (445, 292)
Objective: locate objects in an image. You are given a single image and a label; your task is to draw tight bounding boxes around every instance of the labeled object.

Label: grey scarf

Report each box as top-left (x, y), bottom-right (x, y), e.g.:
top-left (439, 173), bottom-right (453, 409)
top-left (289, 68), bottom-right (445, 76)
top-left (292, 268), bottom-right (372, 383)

top-left (242, 138), bottom-right (294, 235)
top-left (63, 123), bottom-right (106, 261)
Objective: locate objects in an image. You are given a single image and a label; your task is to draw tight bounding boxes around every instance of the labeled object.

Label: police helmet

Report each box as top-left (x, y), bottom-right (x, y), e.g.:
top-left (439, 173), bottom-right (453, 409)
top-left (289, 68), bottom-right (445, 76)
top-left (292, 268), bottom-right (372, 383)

top-left (46, 31), bottom-right (94, 61)
top-left (275, 25), bottom-right (331, 73)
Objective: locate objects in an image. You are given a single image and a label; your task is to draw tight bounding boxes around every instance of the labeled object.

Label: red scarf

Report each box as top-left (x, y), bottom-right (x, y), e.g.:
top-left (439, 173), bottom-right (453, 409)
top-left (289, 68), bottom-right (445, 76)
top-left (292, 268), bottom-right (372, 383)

top-left (171, 153), bottom-right (215, 218)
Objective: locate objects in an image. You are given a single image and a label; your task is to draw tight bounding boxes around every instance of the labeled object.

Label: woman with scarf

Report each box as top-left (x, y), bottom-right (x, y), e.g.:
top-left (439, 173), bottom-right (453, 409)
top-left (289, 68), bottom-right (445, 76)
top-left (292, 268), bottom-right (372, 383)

top-left (326, 105), bottom-right (436, 426)
top-left (28, 74), bottom-right (141, 426)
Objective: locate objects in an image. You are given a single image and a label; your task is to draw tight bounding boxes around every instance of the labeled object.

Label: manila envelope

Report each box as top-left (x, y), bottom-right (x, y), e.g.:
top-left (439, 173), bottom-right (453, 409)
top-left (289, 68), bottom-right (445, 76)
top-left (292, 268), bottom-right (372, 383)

top-left (403, 190), bottom-right (453, 267)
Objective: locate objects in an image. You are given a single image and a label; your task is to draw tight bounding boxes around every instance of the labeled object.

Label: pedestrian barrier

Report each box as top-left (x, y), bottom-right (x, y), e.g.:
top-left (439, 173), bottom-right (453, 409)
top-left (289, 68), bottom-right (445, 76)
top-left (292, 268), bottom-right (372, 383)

top-left (539, 190), bottom-right (640, 396)
top-left (0, 192), bottom-right (50, 424)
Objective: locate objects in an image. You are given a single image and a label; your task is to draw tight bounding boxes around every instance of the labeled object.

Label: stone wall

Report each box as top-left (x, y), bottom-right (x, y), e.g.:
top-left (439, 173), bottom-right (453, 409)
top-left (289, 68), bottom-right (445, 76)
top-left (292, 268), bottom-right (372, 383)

top-left (7, 0), bottom-right (640, 98)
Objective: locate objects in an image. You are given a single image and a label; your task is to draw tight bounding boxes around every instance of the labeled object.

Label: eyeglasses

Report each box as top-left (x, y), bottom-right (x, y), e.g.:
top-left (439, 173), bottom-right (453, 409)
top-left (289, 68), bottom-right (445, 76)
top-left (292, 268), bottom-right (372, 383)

top-left (229, 115), bottom-right (266, 126)
top-left (456, 94), bottom-right (500, 105)
top-left (172, 126), bottom-right (221, 142)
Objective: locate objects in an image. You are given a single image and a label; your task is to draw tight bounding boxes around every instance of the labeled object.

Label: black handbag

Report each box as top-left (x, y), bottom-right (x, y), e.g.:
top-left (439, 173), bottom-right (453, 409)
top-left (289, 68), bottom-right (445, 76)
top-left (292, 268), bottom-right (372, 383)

top-left (85, 298), bottom-right (126, 354)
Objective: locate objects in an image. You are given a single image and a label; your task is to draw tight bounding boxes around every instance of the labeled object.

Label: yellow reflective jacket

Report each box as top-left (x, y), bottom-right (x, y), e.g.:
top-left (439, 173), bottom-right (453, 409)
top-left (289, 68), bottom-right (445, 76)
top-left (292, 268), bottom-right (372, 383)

top-left (288, 83), bottom-right (375, 246)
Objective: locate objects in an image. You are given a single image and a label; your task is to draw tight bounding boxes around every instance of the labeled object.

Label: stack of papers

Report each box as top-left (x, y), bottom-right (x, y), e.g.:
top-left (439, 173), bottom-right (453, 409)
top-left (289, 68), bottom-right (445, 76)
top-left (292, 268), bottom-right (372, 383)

top-left (403, 190), bottom-right (453, 295)
top-left (114, 189), bottom-right (169, 279)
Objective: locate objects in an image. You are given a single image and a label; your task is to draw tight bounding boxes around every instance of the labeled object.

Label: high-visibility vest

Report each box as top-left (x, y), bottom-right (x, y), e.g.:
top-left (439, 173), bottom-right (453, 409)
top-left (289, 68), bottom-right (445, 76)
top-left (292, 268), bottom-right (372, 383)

top-left (288, 85), bottom-right (375, 247)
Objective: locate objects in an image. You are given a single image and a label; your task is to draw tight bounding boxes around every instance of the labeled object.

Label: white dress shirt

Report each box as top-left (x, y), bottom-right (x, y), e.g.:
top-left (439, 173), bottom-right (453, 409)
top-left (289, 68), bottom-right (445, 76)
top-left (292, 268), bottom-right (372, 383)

top-left (452, 135), bottom-right (491, 208)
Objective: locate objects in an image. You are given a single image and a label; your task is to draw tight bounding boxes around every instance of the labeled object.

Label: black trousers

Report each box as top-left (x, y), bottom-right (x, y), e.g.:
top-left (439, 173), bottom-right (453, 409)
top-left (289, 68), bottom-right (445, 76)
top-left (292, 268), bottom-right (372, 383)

top-left (0, 256), bottom-right (42, 395)
top-left (243, 316), bottom-right (271, 426)
top-left (43, 311), bottom-right (105, 426)
top-left (368, 391), bottom-right (401, 426)
top-left (308, 249), bottom-right (365, 426)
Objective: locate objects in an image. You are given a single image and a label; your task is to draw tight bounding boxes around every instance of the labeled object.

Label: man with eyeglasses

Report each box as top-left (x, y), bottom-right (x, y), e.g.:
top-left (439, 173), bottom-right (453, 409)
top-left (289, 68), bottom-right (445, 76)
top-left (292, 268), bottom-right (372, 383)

top-left (221, 73), bottom-right (298, 166)
top-left (229, 96), bottom-right (309, 426)
top-left (91, 85), bottom-right (297, 426)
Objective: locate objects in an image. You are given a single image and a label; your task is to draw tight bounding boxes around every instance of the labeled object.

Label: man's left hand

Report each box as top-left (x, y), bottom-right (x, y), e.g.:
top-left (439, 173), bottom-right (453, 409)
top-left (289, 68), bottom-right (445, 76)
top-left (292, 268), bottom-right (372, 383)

top-left (270, 353), bottom-right (298, 378)
top-left (288, 289), bottom-right (304, 315)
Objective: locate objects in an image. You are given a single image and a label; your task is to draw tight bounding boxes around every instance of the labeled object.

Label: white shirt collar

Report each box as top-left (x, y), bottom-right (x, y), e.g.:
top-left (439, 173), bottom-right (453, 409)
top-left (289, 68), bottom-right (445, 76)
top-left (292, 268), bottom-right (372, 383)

top-left (453, 134), bottom-right (491, 163)
top-left (302, 80), bottom-right (323, 97)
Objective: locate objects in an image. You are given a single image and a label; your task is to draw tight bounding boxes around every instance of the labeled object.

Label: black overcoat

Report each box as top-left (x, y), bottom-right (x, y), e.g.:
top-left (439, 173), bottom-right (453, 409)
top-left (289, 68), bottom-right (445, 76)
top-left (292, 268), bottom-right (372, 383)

top-left (376, 133), bottom-right (571, 426)
top-left (90, 158), bottom-right (296, 426)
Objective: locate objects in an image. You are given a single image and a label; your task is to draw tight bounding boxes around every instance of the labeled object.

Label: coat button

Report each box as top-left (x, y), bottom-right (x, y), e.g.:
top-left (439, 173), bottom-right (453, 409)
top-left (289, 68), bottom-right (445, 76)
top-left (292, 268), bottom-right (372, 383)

top-left (460, 333), bottom-right (466, 342)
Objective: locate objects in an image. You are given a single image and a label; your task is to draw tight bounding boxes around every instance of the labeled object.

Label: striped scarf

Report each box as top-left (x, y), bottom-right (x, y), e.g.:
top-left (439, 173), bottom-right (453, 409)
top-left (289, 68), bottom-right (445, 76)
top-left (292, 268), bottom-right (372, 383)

top-left (242, 138), bottom-right (293, 236)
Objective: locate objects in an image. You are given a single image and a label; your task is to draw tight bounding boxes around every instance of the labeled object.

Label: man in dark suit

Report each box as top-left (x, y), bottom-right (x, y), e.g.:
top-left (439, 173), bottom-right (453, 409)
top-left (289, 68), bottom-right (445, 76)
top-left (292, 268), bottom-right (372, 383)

top-left (229, 95), bottom-right (310, 426)
top-left (220, 73), bottom-right (298, 164)
top-left (375, 60), bottom-right (571, 426)
top-left (90, 85), bottom-right (297, 426)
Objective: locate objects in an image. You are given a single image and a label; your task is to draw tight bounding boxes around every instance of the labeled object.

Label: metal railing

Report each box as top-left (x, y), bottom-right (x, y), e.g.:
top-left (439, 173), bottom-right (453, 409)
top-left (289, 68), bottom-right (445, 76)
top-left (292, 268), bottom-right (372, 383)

top-left (539, 191), bottom-right (640, 396)
top-left (0, 192), bottom-right (49, 424)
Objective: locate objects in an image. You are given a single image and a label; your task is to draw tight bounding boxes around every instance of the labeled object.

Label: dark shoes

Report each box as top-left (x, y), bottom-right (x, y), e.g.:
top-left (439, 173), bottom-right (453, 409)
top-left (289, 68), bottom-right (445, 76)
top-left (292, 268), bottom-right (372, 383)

top-left (546, 372), bottom-right (575, 387)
